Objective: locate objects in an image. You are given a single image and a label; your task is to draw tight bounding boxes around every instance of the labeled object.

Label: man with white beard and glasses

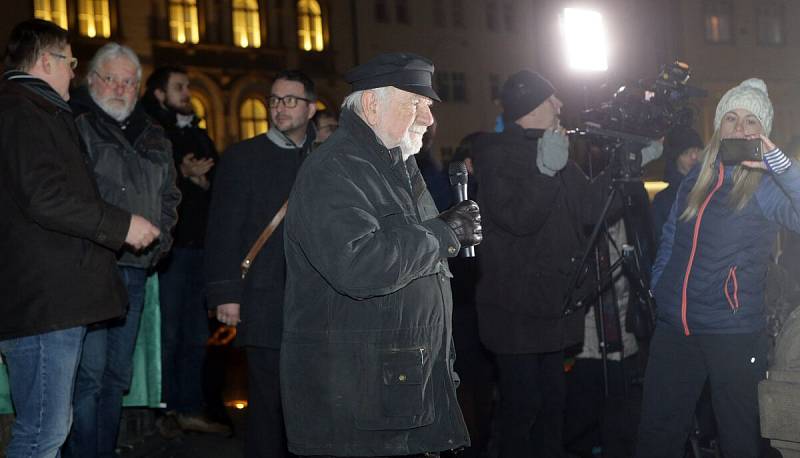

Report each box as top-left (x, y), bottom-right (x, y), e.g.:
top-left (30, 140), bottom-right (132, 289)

top-left (281, 52), bottom-right (481, 457)
top-left (64, 43), bottom-right (180, 458)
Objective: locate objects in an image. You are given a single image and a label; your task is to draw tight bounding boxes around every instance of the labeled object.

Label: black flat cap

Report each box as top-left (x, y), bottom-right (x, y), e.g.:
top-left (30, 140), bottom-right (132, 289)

top-left (345, 52), bottom-right (441, 102)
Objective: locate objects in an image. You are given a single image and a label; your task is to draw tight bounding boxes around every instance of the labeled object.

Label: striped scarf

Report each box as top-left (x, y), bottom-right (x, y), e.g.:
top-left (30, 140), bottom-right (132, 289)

top-left (3, 70), bottom-right (71, 112)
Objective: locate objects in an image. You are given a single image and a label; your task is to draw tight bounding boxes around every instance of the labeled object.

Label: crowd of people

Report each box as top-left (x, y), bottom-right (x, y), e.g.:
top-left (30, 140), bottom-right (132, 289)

top-left (2, 17), bottom-right (799, 458)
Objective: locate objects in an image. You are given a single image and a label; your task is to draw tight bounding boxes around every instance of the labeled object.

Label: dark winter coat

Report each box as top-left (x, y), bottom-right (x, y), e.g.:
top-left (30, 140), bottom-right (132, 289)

top-left (652, 159), bottom-right (800, 335)
top-left (472, 124), bottom-right (613, 354)
top-left (71, 88), bottom-right (180, 268)
top-left (204, 128), bottom-right (313, 348)
top-left (281, 109), bottom-right (470, 456)
top-left (0, 79), bottom-right (130, 340)
top-left (143, 101), bottom-right (218, 248)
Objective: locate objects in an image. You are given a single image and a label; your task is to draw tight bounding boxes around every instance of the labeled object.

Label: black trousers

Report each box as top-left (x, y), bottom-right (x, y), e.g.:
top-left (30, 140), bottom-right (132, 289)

top-left (246, 347), bottom-right (290, 458)
top-left (564, 356), bottom-right (640, 457)
top-left (635, 326), bottom-right (767, 458)
top-left (493, 351), bottom-right (567, 458)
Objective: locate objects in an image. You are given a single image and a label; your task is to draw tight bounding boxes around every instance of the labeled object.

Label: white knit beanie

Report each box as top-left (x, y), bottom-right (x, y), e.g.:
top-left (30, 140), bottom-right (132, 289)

top-left (713, 78), bottom-right (774, 136)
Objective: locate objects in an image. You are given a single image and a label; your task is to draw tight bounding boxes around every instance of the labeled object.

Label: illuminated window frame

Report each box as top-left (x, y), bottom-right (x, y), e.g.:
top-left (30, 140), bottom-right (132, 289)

top-left (757, 1), bottom-right (785, 46)
top-left (169, 0), bottom-right (200, 44)
top-left (78, 0), bottom-right (112, 38)
top-left (190, 94), bottom-right (211, 133)
top-left (233, 0), bottom-right (262, 48)
top-left (239, 97), bottom-right (268, 140)
top-left (703, 0), bottom-right (733, 44)
top-left (297, 0), bottom-right (325, 52)
top-left (34, 0), bottom-right (69, 30)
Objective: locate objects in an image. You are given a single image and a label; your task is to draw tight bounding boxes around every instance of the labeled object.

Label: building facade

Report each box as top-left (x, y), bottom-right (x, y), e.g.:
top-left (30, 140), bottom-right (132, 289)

top-left (2, 1), bottom-right (798, 156)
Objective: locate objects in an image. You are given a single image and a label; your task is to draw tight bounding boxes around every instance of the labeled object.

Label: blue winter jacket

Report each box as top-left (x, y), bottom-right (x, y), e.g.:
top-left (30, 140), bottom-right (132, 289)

top-left (652, 156), bottom-right (800, 335)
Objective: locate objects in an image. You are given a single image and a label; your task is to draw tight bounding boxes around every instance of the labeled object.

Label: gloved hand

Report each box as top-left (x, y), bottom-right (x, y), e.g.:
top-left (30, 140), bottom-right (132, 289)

top-left (641, 140), bottom-right (664, 167)
top-left (537, 129), bottom-right (569, 177)
top-left (438, 200), bottom-right (483, 247)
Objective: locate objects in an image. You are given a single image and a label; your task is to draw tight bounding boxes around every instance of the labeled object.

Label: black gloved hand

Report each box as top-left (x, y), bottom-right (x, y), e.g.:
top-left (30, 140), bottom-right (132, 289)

top-left (438, 200), bottom-right (483, 247)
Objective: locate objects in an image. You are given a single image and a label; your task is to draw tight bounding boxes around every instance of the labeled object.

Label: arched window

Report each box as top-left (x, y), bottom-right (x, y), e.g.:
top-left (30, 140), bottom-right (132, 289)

top-left (190, 95), bottom-right (211, 133)
top-left (233, 0), bottom-right (262, 48)
top-left (297, 0), bottom-right (324, 51)
top-left (34, 0), bottom-right (68, 29)
top-left (78, 0), bottom-right (111, 38)
top-left (240, 98), bottom-right (268, 140)
top-left (169, 0), bottom-right (200, 44)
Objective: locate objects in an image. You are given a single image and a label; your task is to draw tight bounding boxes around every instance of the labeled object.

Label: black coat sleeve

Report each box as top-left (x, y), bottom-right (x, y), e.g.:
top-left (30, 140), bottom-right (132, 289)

top-left (204, 148), bottom-right (249, 308)
top-left (288, 160), bottom-right (459, 300)
top-left (475, 142), bottom-right (562, 237)
top-left (0, 108), bottom-right (129, 250)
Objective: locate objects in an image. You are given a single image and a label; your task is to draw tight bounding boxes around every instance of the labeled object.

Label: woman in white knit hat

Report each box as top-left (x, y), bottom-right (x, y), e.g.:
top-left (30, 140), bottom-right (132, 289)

top-left (635, 78), bottom-right (800, 457)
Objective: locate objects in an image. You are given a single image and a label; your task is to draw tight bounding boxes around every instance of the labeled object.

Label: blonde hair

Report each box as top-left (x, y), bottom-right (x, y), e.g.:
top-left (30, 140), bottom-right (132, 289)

top-left (680, 128), bottom-right (765, 221)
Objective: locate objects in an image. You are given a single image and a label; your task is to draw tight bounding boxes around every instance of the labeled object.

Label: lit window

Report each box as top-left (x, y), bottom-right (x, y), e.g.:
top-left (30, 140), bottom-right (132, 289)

top-left (757, 2), bottom-right (784, 46)
top-left (240, 98), bottom-right (268, 140)
top-left (34, 0), bottom-right (68, 30)
top-left (436, 72), bottom-right (467, 103)
top-left (703, 0), bottom-right (732, 43)
top-left (169, 0), bottom-right (200, 44)
top-left (233, 0), bottom-right (261, 48)
top-left (78, 0), bottom-right (111, 38)
top-left (190, 95), bottom-right (210, 132)
top-left (297, 0), bottom-right (325, 51)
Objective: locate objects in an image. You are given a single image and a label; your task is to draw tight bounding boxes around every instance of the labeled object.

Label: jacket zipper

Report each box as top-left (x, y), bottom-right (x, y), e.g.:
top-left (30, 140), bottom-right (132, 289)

top-left (681, 163), bottom-right (725, 336)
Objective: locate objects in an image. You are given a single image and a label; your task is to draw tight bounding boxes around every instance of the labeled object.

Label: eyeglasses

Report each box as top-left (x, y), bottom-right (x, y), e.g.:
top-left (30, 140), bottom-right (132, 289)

top-left (268, 95), bottom-right (311, 109)
top-left (92, 70), bottom-right (138, 91)
top-left (48, 51), bottom-right (78, 70)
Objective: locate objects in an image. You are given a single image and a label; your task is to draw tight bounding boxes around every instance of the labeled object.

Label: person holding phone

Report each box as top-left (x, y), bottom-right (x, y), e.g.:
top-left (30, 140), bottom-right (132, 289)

top-left (636, 78), bottom-right (800, 458)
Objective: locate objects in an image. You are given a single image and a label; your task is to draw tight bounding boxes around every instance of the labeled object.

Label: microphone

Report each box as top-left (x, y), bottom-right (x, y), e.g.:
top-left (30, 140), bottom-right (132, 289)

top-left (448, 161), bottom-right (475, 258)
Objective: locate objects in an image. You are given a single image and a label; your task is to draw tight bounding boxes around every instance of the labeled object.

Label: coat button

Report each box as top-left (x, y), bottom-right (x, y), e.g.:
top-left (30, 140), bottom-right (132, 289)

top-left (121, 186), bottom-right (126, 192)
top-left (398, 374), bottom-right (406, 382)
top-left (448, 246), bottom-right (456, 255)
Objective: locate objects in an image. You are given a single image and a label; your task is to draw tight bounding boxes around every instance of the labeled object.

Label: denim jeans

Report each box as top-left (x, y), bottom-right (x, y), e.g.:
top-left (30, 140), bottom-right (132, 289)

top-left (0, 326), bottom-right (85, 458)
top-left (159, 248), bottom-right (209, 414)
top-left (64, 266), bottom-right (147, 458)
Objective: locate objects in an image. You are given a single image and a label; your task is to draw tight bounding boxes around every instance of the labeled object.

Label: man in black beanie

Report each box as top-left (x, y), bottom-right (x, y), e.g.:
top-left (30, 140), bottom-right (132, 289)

top-left (472, 70), bottom-right (662, 457)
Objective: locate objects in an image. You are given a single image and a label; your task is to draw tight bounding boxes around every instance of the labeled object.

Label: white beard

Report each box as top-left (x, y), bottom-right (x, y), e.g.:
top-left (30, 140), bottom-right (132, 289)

top-left (91, 91), bottom-right (135, 122)
top-left (399, 129), bottom-right (426, 160)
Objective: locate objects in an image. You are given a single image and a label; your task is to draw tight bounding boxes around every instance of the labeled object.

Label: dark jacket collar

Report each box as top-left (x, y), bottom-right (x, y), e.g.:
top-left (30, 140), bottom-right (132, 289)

top-left (340, 108), bottom-right (406, 166)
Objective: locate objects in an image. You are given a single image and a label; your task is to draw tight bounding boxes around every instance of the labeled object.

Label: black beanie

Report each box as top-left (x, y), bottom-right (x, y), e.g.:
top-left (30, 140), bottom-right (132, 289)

top-left (664, 126), bottom-right (704, 163)
top-left (501, 70), bottom-right (556, 123)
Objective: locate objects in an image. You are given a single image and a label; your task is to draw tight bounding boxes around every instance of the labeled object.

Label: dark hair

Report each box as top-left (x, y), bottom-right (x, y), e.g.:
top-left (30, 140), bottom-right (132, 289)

top-left (144, 65), bottom-right (188, 96)
top-left (4, 19), bottom-right (69, 71)
top-left (274, 69), bottom-right (316, 101)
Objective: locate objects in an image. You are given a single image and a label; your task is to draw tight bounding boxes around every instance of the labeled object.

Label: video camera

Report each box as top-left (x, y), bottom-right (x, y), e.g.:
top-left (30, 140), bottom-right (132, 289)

top-left (569, 61), bottom-right (706, 178)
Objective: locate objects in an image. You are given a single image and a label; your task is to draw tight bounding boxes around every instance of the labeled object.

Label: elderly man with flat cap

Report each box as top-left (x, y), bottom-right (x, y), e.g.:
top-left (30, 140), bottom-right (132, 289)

top-left (280, 52), bottom-right (480, 457)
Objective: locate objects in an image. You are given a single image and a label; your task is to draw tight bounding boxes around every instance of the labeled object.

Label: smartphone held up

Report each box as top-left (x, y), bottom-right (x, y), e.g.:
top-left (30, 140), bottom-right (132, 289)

top-left (719, 138), bottom-right (762, 165)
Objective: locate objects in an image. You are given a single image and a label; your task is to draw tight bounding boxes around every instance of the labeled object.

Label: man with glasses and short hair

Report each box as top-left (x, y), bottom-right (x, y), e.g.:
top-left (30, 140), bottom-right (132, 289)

top-left (205, 69), bottom-right (316, 458)
top-left (63, 42), bottom-right (180, 458)
top-left (0, 20), bottom-right (160, 458)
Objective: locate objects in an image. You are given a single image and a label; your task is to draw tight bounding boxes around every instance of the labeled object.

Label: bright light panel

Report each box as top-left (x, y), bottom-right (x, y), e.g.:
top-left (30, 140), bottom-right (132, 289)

top-left (562, 8), bottom-right (608, 72)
